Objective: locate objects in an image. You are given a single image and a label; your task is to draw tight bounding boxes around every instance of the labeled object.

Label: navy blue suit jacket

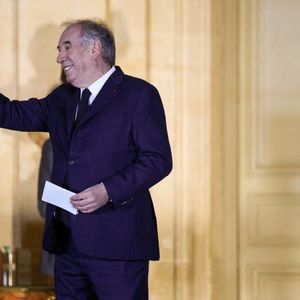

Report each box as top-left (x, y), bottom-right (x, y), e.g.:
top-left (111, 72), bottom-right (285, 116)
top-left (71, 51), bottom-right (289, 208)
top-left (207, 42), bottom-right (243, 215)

top-left (0, 67), bottom-right (172, 260)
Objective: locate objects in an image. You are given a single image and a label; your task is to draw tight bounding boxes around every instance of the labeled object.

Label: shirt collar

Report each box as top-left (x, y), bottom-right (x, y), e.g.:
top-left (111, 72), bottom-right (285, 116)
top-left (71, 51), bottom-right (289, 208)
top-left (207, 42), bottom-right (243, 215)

top-left (80, 66), bottom-right (116, 104)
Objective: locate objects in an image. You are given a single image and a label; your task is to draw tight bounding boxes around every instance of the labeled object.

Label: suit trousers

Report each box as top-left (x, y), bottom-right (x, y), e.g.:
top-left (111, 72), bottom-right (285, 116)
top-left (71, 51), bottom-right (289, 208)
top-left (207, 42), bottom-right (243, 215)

top-left (54, 238), bottom-right (149, 300)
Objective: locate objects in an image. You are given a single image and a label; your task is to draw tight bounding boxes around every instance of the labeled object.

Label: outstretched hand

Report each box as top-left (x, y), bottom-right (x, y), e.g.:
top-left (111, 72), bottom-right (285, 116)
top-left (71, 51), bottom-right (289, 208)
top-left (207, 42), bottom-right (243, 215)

top-left (70, 183), bottom-right (109, 213)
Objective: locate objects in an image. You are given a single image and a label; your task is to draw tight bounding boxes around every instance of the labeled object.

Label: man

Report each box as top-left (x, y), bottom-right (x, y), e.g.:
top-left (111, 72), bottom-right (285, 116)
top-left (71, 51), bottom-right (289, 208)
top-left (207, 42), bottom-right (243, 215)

top-left (0, 19), bottom-right (172, 299)
top-left (37, 138), bottom-right (55, 277)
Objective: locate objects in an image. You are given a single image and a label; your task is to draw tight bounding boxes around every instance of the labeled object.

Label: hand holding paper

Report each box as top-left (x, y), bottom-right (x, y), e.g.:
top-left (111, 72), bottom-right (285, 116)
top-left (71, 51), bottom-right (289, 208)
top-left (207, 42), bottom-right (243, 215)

top-left (70, 182), bottom-right (109, 214)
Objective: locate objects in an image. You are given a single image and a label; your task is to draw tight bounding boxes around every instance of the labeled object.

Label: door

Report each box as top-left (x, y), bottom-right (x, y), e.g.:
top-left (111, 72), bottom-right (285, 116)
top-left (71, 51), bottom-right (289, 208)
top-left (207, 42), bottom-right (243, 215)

top-left (239, 0), bottom-right (300, 299)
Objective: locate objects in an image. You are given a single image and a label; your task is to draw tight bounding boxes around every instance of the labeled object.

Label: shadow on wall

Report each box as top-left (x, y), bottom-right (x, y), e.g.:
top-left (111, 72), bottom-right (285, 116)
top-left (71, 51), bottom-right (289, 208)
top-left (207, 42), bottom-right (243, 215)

top-left (20, 22), bottom-right (61, 98)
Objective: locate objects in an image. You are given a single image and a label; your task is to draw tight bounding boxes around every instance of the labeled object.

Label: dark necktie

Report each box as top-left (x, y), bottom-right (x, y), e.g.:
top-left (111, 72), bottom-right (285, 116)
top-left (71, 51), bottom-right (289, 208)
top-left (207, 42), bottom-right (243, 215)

top-left (76, 88), bottom-right (91, 123)
top-left (55, 89), bottom-right (92, 231)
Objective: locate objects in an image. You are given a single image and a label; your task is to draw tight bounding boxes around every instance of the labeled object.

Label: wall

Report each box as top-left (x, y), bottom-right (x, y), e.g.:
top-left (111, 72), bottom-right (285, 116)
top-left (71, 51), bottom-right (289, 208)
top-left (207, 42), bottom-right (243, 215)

top-left (0, 0), bottom-right (222, 299)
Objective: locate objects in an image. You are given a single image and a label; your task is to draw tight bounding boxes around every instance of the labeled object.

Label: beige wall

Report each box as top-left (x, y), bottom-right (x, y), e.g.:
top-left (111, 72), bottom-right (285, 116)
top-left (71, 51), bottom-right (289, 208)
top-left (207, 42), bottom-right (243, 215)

top-left (0, 1), bottom-right (294, 299)
top-left (239, 0), bottom-right (300, 299)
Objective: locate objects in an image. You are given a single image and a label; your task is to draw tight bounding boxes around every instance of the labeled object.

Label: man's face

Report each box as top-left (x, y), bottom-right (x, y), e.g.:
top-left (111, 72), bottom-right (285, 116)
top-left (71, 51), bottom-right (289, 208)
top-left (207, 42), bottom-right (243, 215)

top-left (56, 25), bottom-right (94, 87)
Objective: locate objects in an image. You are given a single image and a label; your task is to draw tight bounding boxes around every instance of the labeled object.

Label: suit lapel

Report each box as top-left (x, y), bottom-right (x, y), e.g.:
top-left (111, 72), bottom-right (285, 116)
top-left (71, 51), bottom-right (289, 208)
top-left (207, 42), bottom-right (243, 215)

top-left (76, 67), bottom-right (124, 126)
top-left (65, 86), bottom-right (80, 135)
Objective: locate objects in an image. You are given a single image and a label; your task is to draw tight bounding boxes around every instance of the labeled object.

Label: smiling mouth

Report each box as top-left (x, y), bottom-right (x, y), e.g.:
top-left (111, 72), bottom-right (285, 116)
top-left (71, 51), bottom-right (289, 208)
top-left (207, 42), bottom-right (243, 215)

top-left (63, 65), bottom-right (72, 72)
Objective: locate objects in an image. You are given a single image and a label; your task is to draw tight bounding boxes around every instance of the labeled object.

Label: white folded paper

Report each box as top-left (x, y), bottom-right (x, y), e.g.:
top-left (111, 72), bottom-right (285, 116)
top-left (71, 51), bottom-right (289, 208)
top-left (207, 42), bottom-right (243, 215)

top-left (42, 180), bottom-right (78, 215)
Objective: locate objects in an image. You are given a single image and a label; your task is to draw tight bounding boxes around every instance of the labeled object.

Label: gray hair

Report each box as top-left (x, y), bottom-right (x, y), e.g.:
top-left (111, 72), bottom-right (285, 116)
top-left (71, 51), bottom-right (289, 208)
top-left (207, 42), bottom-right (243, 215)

top-left (62, 19), bottom-right (116, 66)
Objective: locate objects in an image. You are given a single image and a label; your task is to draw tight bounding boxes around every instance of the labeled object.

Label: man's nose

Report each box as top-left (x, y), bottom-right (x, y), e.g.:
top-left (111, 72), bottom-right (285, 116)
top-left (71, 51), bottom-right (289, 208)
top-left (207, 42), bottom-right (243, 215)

top-left (56, 51), bottom-right (64, 64)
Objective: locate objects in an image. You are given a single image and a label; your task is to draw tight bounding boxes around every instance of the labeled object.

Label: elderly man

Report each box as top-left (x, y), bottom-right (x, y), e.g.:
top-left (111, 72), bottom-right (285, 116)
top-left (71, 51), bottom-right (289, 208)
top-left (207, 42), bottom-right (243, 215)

top-left (0, 19), bottom-right (172, 299)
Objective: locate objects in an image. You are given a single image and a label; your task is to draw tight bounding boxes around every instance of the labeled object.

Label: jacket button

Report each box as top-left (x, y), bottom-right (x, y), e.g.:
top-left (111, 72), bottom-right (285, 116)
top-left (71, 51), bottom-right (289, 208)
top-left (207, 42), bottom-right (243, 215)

top-left (69, 160), bottom-right (74, 165)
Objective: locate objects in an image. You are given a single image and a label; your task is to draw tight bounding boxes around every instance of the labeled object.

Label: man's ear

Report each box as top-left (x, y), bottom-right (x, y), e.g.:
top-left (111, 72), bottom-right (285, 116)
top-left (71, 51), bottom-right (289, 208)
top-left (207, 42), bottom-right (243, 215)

top-left (91, 40), bottom-right (101, 58)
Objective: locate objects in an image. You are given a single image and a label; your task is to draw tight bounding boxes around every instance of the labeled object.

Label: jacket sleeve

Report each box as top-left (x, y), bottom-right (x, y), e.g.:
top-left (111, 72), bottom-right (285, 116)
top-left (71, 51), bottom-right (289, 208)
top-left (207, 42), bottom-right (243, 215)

top-left (102, 85), bottom-right (172, 209)
top-left (0, 93), bottom-right (48, 132)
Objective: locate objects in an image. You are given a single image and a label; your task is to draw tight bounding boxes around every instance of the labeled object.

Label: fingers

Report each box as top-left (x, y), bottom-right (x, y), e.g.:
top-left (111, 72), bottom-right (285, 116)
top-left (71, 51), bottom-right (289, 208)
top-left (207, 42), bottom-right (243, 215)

top-left (70, 190), bottom-right (89, 202)
top-left (70, 184), bottom-right (109, 213)
top-left (70, 191), bottom-right (92, 210)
